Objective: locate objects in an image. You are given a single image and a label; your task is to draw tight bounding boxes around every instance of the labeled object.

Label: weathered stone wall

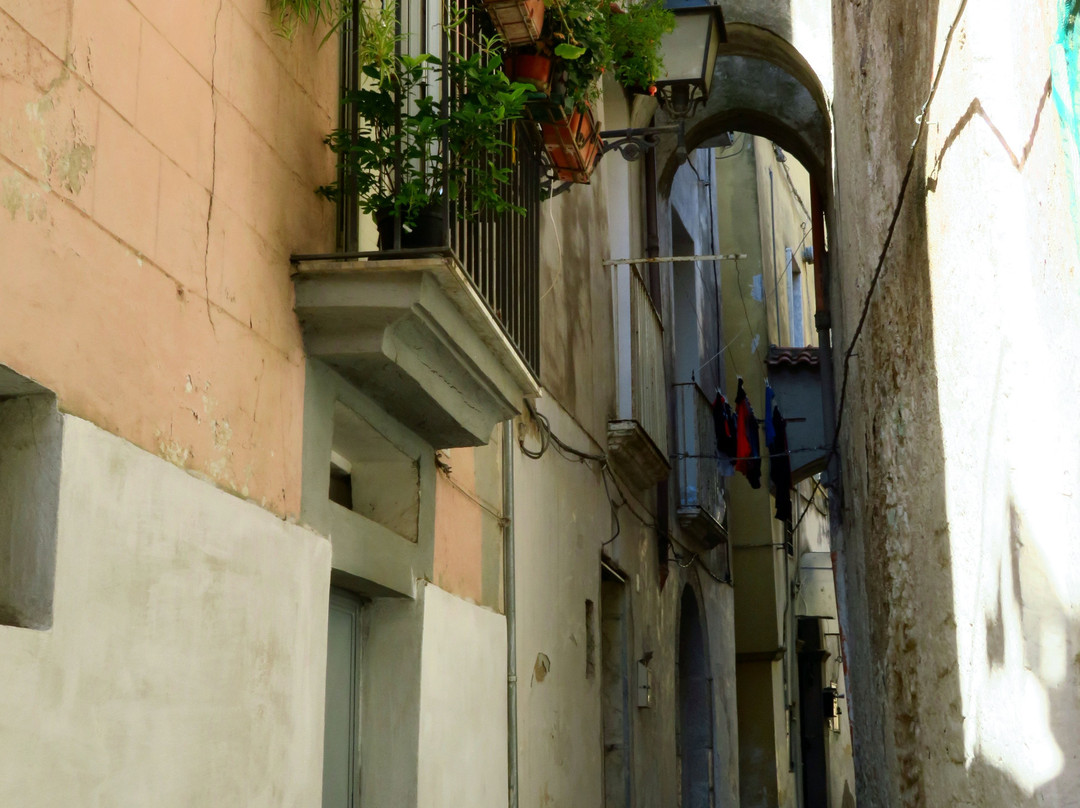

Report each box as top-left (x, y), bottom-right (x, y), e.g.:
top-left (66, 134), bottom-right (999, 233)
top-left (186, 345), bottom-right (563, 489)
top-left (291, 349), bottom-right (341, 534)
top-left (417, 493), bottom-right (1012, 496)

top-left (831, 0), bottom-right (1080, 805)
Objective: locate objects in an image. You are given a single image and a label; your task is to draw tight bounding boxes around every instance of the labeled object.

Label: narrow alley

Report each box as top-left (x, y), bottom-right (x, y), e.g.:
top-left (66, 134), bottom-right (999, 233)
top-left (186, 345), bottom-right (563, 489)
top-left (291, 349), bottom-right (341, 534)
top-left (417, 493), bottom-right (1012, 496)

top-left (0, 0), bottom-right (1077, 806)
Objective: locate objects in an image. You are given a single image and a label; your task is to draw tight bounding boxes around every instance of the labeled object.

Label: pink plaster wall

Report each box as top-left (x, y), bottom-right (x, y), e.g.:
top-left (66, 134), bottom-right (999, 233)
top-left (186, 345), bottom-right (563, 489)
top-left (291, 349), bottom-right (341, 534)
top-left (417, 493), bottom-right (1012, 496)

top-left (434, 448), bottom-right (486, 606)
top-left (433, 445), bottom-right (505, 611)
top-left (0, 0), bottom-right (339, 516)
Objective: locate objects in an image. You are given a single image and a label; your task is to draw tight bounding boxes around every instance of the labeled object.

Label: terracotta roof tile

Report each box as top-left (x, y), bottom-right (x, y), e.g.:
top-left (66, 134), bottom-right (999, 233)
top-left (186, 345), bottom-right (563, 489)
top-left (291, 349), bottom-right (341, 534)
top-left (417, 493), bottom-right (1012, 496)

top-left (765, 346), bottom-right (820, 368)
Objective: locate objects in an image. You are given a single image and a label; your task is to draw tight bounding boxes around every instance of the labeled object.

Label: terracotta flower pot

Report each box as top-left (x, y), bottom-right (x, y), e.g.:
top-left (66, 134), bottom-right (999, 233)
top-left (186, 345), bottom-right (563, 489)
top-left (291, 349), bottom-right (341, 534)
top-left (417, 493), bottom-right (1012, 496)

top-left (539, 105), bottom-right (604, 184)
top-left (505, 52), bottom-right (554, 95)
top-left (483, 0), bottom-right (545, 46)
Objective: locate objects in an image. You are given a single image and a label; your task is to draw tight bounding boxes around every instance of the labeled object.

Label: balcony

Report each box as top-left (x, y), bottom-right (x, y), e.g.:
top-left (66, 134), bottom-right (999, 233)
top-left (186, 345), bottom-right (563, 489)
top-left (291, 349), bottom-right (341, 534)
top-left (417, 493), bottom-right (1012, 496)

top-left (672, 382), bottom-right (727, 551)
top-left (293, 249), bottom-right (540, 449)
top-left (608, 266), bottom-right (670, 490)
top-left (293, 4), bottom-right (542, 449)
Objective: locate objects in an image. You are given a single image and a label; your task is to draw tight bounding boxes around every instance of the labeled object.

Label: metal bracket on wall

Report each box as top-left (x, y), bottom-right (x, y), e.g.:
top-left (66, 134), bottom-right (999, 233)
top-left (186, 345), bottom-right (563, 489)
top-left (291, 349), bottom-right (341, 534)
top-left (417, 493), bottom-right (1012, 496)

top-left (599, 121), bottom-right (685, 163)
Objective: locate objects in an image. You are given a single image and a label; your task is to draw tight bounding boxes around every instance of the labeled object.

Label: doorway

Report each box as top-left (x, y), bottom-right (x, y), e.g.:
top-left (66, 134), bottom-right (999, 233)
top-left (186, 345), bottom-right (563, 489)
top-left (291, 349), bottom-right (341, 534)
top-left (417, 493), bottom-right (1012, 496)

top-left (679, 586), bottom-right (713, 808)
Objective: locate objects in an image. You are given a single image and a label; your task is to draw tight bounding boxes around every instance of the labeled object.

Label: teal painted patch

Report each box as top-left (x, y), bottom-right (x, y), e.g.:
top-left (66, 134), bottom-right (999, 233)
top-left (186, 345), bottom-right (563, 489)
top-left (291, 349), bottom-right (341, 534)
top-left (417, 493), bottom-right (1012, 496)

top-left (1052, 0), bottom-right (1080, 234)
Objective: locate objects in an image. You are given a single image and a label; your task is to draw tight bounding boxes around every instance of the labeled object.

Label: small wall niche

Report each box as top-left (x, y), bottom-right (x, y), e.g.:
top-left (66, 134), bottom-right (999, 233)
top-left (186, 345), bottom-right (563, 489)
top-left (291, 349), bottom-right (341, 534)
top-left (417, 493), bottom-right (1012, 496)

top-left (331, 401), bottom-right (421, 543)
top-left (0, 366), bottom-right (62, 630)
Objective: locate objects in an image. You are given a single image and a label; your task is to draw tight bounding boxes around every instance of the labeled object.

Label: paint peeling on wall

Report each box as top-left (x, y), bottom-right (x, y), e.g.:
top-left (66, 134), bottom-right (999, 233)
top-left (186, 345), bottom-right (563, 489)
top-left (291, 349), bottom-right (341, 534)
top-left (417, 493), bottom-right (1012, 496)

top-left (18, 68), bottom-right (95, 198)
top-left (1, 174), bottom-right (48, 221)
top-left (1052, 0), bottom-right (1080, 232)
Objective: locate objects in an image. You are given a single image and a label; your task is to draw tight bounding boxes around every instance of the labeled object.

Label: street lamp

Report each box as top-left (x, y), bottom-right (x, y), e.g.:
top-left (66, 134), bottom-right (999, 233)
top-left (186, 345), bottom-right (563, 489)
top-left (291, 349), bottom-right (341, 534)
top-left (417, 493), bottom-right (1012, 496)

top-left (600, 0), bottom-right (726, 161)
top-left (654, 0), bottom-right (726, 119)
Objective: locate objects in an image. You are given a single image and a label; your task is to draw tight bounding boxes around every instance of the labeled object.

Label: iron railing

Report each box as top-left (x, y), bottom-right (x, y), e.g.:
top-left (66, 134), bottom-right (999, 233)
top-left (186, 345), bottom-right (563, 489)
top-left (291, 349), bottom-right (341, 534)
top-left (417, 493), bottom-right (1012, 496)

top-left (336, 4), bottom-right (542, 376)
top-left (672, 382), bottom-right (726, 527)
top-left (630, 267), bottom-right (668, 455)
top-left (449, 123), bottom-right (542, 375)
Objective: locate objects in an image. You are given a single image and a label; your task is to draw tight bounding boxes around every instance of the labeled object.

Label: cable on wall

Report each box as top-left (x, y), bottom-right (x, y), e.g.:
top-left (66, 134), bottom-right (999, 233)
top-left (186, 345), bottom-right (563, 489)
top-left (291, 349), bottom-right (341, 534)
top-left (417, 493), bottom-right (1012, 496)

top-left (789, 0), bottom-right (972, 535)
top-left (517, 403), bottom-right (730, 583)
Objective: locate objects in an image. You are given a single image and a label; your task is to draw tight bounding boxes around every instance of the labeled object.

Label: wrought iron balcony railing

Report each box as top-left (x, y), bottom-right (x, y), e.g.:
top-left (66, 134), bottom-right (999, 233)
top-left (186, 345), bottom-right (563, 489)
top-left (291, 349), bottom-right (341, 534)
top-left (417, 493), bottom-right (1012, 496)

top-left (333, 4), bottom-right (542, 377)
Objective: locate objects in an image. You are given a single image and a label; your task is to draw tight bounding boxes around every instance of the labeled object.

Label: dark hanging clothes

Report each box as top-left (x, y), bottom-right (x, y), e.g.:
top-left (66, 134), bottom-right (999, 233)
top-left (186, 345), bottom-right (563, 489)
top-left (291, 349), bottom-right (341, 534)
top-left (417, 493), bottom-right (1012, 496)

top-left (712, 393), bottom-right (737, 476)
top-left (770, 405), bottom-right (792, 522)
top-left (764, 383), bottom-right (776, 447)
top-left (734, 379), bottom-right (762, 489)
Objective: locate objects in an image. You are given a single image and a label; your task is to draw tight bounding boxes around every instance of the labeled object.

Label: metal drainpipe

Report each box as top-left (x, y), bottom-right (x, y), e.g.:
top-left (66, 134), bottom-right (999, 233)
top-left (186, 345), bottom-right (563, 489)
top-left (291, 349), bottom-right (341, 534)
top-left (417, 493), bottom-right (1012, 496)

top-left (503, 419), bottom-right (519, 808)
top-left (770, 167), bottom-right (781, 342)
top-left (644, 146), bottom-right (670, 578)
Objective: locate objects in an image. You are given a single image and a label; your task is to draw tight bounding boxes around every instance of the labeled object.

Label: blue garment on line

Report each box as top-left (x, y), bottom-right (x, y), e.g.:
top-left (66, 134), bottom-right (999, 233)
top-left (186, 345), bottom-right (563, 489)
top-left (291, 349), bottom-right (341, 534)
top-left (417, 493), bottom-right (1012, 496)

top-left (764, 383), bottom-right (776, 447)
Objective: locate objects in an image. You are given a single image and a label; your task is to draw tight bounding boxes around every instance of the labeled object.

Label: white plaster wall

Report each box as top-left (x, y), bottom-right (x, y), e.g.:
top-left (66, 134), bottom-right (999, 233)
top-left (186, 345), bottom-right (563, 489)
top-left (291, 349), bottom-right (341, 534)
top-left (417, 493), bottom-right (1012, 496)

top-left (417, 582), bottom-right (508, 808)
top-left (0, 415), bottom-right (332, 806)
top-left (512, 397), bottom-right (740, 808)
top-left (924, 0), bottom-right (1080, 800)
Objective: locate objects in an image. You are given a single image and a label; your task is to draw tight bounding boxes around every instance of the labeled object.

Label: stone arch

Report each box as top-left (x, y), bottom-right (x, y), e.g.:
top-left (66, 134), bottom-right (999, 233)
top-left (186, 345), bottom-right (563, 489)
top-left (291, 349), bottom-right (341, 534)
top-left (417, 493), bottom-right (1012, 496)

top-left (657, 24), bottom-right (832, 194)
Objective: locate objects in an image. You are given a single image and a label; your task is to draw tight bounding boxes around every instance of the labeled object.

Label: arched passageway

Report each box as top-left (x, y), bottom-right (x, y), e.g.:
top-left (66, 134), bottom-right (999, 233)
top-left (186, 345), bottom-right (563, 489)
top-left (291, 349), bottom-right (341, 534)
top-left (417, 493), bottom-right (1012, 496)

top-left (656, 24), bottom-right (832, 195)
top-left (654, 16), bottom-right (850, 808)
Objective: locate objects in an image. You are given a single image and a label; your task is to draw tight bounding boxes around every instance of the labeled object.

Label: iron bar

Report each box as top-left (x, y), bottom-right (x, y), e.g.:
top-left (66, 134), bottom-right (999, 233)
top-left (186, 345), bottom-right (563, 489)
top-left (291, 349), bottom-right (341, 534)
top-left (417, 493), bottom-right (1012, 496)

top-left (603, 254), bottom-right (748, 266)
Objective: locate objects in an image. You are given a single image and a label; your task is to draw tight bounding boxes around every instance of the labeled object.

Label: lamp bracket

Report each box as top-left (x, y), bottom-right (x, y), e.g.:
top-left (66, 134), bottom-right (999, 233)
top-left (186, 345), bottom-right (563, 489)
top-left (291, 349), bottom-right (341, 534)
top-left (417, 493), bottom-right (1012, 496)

top-left (599, 122), bottom-right (686, 162)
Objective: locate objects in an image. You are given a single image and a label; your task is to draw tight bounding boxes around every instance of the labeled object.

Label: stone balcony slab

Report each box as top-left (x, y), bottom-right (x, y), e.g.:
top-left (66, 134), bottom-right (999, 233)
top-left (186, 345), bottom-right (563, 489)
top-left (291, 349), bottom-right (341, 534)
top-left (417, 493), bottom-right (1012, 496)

top-left (293, 255), bottom-right (540, 448)
top-left (607, 418), bottom-right (670, 490)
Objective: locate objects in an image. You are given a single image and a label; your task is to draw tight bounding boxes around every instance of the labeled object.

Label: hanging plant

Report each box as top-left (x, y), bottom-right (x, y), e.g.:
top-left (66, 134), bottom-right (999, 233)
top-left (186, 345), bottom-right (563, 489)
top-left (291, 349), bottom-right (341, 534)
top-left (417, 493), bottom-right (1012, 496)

top-left (521, 0), bottom-right (673, 113)
top-left (607, 0), bottom-right (675, 93)
top-left (267, 0), bottom-right (351, 42)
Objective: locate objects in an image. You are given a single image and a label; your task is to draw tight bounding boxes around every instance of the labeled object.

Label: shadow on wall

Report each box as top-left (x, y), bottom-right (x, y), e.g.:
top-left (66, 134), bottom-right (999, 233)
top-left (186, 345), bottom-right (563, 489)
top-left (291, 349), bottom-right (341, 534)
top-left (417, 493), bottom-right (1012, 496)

top-left (836, 0), bottom-right (1080, 806)
top-left (955, 494), bottom-right (1080, 806)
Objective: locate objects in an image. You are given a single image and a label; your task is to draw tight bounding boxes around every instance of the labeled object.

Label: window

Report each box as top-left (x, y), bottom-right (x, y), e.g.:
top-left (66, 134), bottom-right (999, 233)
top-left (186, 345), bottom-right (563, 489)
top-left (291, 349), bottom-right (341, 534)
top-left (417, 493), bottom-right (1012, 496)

top-left (785, 247), bottom-right (805, 347)
top-left (322, 588), bottom-right (364, 808)
top-left (330, 401), bottom-right (420, 542)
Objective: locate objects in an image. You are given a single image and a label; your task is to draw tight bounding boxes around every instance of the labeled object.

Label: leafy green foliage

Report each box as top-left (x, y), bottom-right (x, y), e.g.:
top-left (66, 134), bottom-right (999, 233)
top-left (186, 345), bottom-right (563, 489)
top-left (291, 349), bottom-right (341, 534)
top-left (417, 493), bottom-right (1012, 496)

top-left (268, 0), bottom-right (351, 42)
top-left (540, 0), bottom-right (674, 112)
top-left (607, 0), bottom-right (674, 91)
top-left (315, 5), bottom-right (532, 230)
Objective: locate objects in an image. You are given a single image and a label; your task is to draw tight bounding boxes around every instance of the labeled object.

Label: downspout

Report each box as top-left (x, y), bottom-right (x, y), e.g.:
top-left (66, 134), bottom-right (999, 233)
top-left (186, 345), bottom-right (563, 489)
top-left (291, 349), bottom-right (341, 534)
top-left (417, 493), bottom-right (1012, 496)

top-left (769, 168), bottom-right (780, 342)
top-left (503, 420), bottom-right (519, 808)
top-left (645, 147), bottom-right (670, 583)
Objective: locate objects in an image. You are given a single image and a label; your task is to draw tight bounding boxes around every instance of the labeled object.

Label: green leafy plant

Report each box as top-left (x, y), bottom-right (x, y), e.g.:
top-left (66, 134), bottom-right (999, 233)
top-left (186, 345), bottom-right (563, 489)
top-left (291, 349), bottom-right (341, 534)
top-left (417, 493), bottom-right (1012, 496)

top-left (268, 0), bottom-right (351, 41)
top-left (535, 0), bottom-right (673, 112)
top-left (541, 0), bottom-right (612, 110)
top-left (316, 2), bottom-right (533, 230)
top-left (607, 0), bottom-right (674, 91)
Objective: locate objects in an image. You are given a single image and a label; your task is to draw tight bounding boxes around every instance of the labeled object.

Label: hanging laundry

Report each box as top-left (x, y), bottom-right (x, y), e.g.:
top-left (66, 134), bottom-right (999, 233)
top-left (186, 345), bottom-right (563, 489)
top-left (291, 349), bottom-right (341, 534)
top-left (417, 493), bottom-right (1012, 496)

top-left (711, 392), bottom-right (737, 477)
top-left (734, 378), bottom-right (762, 489)
top-left (764, 383), bottom-right (776, 448)
top-left (770, 404), bottom-right (792, 522)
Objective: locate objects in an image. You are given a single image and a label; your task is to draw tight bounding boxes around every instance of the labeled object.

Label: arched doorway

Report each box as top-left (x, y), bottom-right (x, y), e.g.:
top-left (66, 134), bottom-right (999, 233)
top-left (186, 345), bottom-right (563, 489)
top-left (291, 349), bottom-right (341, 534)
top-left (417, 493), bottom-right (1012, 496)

top-left (679, 585), bottom-right (713, 808)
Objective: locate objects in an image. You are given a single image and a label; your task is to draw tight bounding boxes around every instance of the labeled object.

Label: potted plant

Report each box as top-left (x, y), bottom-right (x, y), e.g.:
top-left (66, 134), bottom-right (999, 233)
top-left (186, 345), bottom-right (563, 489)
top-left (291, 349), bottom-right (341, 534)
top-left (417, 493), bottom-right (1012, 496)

top-left (509, 0), bottom-right (673, 183)
top-left (316, 2), bottom-right (533, 247)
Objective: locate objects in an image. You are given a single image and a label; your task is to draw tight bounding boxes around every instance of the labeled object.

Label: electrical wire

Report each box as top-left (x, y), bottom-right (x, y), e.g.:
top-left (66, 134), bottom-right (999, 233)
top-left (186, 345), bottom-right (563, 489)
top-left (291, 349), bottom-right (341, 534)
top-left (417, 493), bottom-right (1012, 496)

top-left (436, 454), bottom-right (509, 527)
top-left (789, 0), bottom-right (971, 536)
top-left (517, 404), bottom-right (729, 584)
